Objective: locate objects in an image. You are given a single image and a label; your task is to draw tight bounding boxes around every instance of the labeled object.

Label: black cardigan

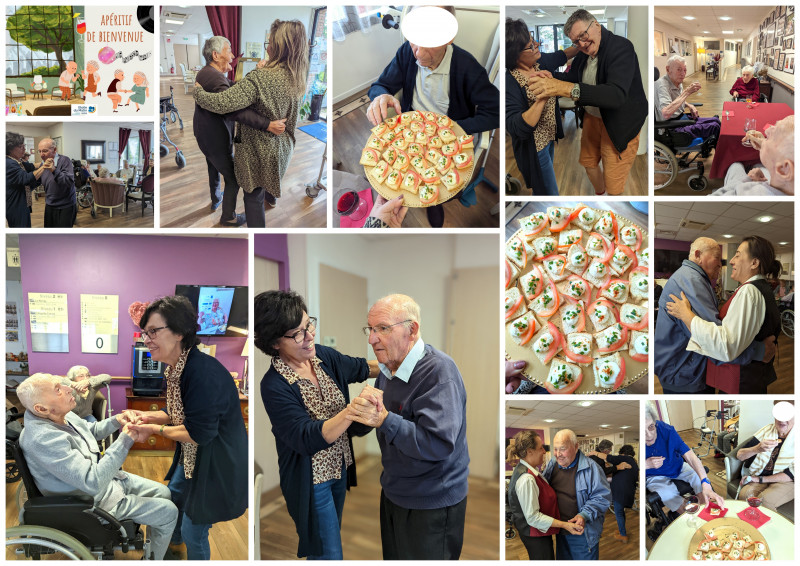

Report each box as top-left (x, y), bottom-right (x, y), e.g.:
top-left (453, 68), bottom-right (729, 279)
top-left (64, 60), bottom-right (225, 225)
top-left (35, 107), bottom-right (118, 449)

top-left (553, 25), bottom-right (648, 154)
top-left (368, 42), bottom-right (499, 135)
top-left (164, 347), bottom-right (248, 525)
top-left (606, 454), bottom-right (638, 508)
top-left (260, 344), bottom-right (371, 558)
top-left (505, 51), bottom-right (567, 191)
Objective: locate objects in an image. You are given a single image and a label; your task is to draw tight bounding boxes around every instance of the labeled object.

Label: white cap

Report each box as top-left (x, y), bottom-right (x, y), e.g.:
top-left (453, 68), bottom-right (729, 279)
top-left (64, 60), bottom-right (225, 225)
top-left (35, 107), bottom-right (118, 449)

top-left (400, 7), bottom-right (458, 48)
top-left (772, 401), bottom-right (794, 422)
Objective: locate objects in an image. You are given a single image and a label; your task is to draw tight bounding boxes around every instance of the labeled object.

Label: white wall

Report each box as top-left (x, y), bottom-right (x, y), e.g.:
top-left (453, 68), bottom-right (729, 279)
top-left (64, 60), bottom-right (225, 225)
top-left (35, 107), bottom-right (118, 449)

top-left (654, 18), bottom-right (697, 77)
top-left (161, 34), bottom-right (175, 74)
top-left (738, 400), bottom-right (779, 441)
top-left (242, 6), bottom-right (314, 61)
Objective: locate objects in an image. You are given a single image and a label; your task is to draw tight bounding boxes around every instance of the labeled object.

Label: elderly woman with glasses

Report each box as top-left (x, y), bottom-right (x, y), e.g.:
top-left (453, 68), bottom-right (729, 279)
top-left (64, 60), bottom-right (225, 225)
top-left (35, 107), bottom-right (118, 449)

top-left (506, 18), bottom-right (579, 195)
top-left (128, 295), bottom-right (248, 560)
top-left (256, 290), bottom-right (380, 559)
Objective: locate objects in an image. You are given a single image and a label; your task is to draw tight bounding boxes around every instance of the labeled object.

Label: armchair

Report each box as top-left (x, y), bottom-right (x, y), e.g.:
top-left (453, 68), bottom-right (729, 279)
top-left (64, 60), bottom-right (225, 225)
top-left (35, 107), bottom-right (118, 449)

top-left (725, 436), bottom-right (794, 521)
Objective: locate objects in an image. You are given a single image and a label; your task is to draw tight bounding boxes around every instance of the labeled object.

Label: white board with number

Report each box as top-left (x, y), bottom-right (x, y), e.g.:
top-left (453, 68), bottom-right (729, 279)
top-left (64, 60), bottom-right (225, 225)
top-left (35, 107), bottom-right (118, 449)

top-left (80, 294), bottom-right (119, 354)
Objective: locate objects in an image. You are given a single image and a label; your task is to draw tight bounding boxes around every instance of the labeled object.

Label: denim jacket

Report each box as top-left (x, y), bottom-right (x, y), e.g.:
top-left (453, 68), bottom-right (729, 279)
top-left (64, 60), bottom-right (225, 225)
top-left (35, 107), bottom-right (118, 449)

top-left (543, 450), bottom-right (611, 549)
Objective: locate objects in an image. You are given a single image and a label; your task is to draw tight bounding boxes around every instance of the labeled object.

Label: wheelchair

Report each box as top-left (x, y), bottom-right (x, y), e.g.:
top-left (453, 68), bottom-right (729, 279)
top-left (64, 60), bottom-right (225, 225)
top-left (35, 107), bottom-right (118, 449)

top-left (645, 466), bottom-right (709, 542)
top-left (6, 440), bottom-right (150, 560)
top-left (779, 297), bottom-right (794, 339)
top-left (6, 407), bottom-right (24, 483)
top-left (160, 85), bottom-right (186, 169)
top-left (654, 118), bottom-right (717, 192)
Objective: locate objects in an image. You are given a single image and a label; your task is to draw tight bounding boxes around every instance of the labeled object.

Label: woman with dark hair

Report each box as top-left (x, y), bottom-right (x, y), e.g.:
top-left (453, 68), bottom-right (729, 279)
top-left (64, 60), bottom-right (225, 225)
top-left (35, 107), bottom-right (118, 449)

top-left (256, 290), bottom-right (379, 559)
top-left (6, 131), bottom-right (50, 228)
top-left (505, 18), bottom-right (578, 195)
top-left (507, 430), bottom-right (583, 560)
top-left (590, 444), bottom-right (638, 543)
top-left (129, 295), bottom-right (247, 559)
top-left (666, 235), bottom-right (781, 393)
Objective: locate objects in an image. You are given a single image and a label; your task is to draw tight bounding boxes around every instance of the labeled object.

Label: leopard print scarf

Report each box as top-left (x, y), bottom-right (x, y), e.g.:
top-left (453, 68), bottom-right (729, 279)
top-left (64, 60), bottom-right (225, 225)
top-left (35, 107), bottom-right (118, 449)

top-left (165, 348), bottom-right (197, 479)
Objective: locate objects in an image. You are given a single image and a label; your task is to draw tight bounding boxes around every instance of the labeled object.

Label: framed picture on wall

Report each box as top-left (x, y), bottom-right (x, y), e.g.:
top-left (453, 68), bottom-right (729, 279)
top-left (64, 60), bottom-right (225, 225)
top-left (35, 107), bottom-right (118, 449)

top-left (786, 12), bottom-right (794, 36)
top-left (778, 51), bottom-right (786, 70)
top-left (777, 17), bottom-right (785, 38)
top-left (787, 55), bottom-right (794, 74)
top-left (779, 5), bottom-right (785, 18)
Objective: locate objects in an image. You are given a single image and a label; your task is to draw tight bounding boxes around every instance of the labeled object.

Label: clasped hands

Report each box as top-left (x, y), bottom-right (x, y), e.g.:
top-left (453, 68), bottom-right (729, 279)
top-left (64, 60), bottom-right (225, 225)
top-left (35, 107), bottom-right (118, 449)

top-left (116, 410), bottom-right (159, 443)
top-left (563, 514), bottom-right (584, 535)
top-left (526, 70), bottom-right (572, 100)
top-left (37, 158), bottom-right (55, 171)
top-left (346, 384), bottom-right (388, 428)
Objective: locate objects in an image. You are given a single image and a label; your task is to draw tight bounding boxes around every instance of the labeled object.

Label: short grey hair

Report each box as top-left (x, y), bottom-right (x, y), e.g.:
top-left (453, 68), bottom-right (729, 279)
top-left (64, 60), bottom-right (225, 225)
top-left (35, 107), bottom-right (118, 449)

top-left (689, 237), bottom-right (719, 263)
top-left (66, 365), bottom-right (90, 381)
top-left (16, 373), bottom-right (57, 415)
top-left (564, 9), bottom-right (596, 38)
top-left (554, 428), bottom-right (578, 446)
top-left (667, 55), bottom-right (685, 68)
top-left (203, 36), bottom-right (231, 65)
top-left (646, 402), bottom-right (659, 424)
top-left (6, 131), bottom-right (25, 155)
top-left (597, 439), bottom-right (614, 453)
top-left (375, 293), bottom-right (422, 326)
top-left (742, 65), bottom-right (754, 75)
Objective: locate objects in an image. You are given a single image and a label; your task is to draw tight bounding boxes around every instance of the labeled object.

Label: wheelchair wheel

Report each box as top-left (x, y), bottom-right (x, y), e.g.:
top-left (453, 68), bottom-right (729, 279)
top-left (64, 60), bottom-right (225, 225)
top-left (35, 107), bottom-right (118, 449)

top-left (687, 174), bottom-right (708, 192)
top-left (15, 482), bottom-right (27, 511)
top-left (169, 110), bottom-right (177, 123)
top-left (77, 186), bottom-right (93, 208)
top-left (6, 525), bottom-right (96, 560)
top-left (175, 151), bottom-right (186, 169)
top-left (6, 461), bottom-right (20, 483)
top-left (781, 309), bottom-right (794, 338)
top-left (653, 141), bottom-right (678, 190)
top-left (505, 174), bottom-right (523, 195)
top-left (160, 144), bottom-right (170, 158)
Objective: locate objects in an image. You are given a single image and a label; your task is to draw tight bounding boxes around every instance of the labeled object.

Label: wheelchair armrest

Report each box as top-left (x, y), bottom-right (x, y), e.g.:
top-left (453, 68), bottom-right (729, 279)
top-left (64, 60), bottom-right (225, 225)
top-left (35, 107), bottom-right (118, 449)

top-left (25, 494), bottom-right (94, 509)
top-left (655, 118), bottom-right (697, 129)
top-left (90, 506), bottom-right (133, 539)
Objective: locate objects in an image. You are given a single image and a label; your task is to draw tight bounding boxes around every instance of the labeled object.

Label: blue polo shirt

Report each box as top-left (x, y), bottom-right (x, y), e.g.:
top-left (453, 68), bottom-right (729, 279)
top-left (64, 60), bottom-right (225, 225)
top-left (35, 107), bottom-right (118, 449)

top-left (646, 420), bottom-right (690, 478)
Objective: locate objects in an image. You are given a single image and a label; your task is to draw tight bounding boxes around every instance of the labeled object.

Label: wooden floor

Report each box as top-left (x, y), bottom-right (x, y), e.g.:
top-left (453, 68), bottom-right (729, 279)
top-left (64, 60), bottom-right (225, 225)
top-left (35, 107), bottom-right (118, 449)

top-left (654, 332), bottom-right (794, 394)
top-left (645, 428), bottom-right (727, 554)
top-left (505, 111), bottom-right (648, 197)
top-left (158, 77), bottom-right (327, 228)
top-left (6, 451), bottom-right (247, 560)
top-left (331, 95), bottom-right (500, 228)
top-left (506, 496), bottom-right (641, 560)
top-left (21, 188), bottom-right (154, 228)
top-left (656, 66), bottom-right (742, 196)
top-left (260, 454), bottom-right (500, 560)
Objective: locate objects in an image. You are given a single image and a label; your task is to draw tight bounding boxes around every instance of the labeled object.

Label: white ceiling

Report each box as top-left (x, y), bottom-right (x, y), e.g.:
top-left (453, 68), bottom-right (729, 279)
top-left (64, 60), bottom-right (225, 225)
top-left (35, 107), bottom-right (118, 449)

top-left (506, 400), bottom-right (639, 438)
top-left (507, 6), bottom-right (628, 27)
top-left (654, 6), bottom-right (775, 42)
top-left (161, 5), bottom-right (211, 37)
top-left (655, 202), bottom-right (794, 252)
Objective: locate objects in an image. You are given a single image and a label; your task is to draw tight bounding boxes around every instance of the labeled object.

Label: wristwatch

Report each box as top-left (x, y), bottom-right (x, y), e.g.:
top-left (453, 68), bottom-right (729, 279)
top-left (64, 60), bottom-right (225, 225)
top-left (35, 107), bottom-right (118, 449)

top-left (701, 478), bottom-right (711, 486)
top-left (570, 83), bottom-right (581, 101)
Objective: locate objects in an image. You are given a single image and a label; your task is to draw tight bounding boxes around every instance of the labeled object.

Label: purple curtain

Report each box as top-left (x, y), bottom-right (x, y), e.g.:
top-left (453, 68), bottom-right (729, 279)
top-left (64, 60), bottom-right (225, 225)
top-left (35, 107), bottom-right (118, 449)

top-left (119, 128), bottom-right (131, 158)
top-left (139, 129), bottom-right (151, 173)
top-left (206, 6), bottom-right (242, 82)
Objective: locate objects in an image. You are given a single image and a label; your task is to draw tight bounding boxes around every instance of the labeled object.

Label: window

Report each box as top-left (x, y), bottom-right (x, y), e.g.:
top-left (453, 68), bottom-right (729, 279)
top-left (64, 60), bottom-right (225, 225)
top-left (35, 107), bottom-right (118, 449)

top-left (535, 24), bottom-right (571, 53)
top-left (123, 133), bottom-right (140, 167)
top-left (654, 30), bottom-right (666, 56)
top-left (6, 5), bottom-right (75, 77)
top-left (331, 5), bottom-right (381, 41)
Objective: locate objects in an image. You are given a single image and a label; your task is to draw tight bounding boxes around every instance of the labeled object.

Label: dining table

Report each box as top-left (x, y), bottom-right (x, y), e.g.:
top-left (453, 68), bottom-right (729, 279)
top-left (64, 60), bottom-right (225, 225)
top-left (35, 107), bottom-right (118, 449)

top-left (709, 101), bottom-right (794, 178)
top-left (647, 499), bottom-right (795, 560)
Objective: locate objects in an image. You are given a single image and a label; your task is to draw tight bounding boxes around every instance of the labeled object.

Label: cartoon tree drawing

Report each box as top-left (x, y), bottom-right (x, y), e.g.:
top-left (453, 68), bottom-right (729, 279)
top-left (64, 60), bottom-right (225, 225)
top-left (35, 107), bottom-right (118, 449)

top-left (6, 5), bottom-right (75, 76)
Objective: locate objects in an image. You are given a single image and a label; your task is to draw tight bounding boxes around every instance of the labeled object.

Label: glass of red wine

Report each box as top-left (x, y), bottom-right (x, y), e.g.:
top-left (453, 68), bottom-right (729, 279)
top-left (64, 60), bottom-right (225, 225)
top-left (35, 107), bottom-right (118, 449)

top-left (746, 495), bottom-right (763, 520)
top-left (335, 189), bottom-right (369, 223)
top-left (684, 494), bottom-right (701, 529)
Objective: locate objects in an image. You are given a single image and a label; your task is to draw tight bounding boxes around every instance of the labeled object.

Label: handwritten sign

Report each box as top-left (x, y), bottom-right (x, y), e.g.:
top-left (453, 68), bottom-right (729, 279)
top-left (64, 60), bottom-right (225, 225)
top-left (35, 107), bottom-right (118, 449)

top-left (80, 294), bottom-right (119, 353)
top-left (28, 293), bottom-right (69, 352)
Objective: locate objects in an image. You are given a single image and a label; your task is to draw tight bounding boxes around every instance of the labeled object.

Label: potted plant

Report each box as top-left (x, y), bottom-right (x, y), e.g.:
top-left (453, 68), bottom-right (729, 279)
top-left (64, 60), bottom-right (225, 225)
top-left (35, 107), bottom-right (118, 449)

top-left (308, 70), bottom-right (327, 121)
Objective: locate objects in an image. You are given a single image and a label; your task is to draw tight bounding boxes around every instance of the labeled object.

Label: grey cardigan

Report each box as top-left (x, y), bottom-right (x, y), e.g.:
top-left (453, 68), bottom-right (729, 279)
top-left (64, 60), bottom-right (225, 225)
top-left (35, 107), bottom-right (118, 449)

top-left (19, 411), bottom-right (133, 511)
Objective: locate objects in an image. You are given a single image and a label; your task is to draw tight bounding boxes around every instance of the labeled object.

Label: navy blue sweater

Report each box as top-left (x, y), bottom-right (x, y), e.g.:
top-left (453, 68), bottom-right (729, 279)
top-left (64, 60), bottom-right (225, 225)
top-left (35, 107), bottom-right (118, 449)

top-left (261, 345), bottom-right (371, 558)
top-left (5, 156), bottom-right (36, 228)
top-left (368, 42), bottom-right (499, 135)
top-left (375, 344), bottom-right (469, 509)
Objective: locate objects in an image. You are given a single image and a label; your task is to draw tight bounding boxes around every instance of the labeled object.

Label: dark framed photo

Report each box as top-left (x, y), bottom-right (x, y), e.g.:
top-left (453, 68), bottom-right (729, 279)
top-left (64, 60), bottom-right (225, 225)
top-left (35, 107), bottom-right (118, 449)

top-left (777, 17), bottom-right (786, 38)
top-left (779, 5), bottom-right (785, 17)
top-left (786, 55), bottom-right (794, 74)
top-left (778, 51), bottom-right (786, 70)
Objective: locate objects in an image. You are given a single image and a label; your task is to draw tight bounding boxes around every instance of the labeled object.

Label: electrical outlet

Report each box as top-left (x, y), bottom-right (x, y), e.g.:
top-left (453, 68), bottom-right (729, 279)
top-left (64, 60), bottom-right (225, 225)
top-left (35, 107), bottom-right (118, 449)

top-left (323, 336), bottom-right (337, 348)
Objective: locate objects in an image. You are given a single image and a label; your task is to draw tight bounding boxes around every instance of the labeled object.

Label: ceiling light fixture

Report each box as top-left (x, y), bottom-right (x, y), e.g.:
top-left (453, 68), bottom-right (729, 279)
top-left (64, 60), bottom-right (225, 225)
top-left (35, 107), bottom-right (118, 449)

top-left (719, 16), bottom-right (733, 21)
top-left (165, 19), bottom-right (185, 25)
top-left (683, 16), bottom-right (696, 20)
top-left (543, 419), bottom-right (556, 423)
top-left (757, 216), bottom-right (773, 223)
top-left (578, 401), bottom-right (594, 407)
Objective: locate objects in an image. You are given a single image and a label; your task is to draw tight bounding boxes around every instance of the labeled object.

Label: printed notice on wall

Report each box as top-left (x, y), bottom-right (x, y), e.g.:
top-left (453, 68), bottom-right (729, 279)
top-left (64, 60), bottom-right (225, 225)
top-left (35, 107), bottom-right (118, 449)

top-left (28, 292), bottom-right (69, 352)
top-left (80, 294), bottom-right (119, 354)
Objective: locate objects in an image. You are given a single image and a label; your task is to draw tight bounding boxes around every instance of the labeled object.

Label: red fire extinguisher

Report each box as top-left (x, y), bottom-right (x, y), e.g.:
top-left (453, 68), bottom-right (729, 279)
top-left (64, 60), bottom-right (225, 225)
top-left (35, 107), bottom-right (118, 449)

top-left (171, 65), bottom-right (175, 74)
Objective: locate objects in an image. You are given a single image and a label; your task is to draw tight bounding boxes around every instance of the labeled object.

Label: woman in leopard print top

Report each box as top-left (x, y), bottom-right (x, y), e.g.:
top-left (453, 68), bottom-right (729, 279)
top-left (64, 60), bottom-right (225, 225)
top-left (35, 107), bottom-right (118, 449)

top-left (194, 20), bottom-right (309, 224)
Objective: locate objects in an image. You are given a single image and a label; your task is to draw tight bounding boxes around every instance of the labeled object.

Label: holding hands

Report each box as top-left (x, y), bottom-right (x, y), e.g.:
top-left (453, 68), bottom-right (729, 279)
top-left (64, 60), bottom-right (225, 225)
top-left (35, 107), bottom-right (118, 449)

top-left (565, 514), bottom-right (585, 535)
top-left (528, 76), bottom-right (571, 99)
top-left (116, 409), bottom-right (145, 426)
top-left (347, 384), bottom-right (388, 428)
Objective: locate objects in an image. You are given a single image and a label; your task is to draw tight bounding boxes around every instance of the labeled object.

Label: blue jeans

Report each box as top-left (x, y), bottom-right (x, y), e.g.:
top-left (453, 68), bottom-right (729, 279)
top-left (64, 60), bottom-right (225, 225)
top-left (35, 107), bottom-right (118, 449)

top-left (534, 141), bottom-right (559, 196)
top-left (307, 472), bottom-right (347, 560)
top-left (614, 503), bottom-right (627, 536)
top-left (168, 464), bottom-right (212, 560)
top-left (556, 532), bottom-right (599, 560)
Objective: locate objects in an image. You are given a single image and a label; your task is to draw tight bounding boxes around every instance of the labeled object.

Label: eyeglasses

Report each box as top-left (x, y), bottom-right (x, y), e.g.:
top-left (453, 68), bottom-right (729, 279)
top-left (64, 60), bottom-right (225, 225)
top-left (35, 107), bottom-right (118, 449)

top-left (522, 33), bottom-right (538, 53)
top-left (362, 320), bottom-right (411, 336)
top-left (571, 20), bottom-right (595, 47)
top-left (141, 326), bottom-right (168, 339)
top-left (283, 317), bottom-right (317, 343)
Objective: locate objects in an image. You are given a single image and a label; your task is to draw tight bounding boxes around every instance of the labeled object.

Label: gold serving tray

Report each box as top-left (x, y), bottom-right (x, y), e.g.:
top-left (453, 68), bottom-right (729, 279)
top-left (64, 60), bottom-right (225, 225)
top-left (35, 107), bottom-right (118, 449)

top-left (688, 517), bottom-right (770, 560)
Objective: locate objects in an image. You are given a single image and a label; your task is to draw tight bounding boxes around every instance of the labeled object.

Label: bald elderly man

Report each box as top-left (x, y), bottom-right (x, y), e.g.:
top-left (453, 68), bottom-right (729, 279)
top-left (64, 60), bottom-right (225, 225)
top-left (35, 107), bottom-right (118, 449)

top-left (655, 236), bottom-right (774, 393)
top-left (37, 137), bottom-right (77, 227)
top-left (712, 115), bottom-right (794, 196)
top-left (16, 373), bottom-right (178, 560)
top-left (347, 294), bottom-right (469, 560)
top-left (542, 429), bottom-right (610, 560)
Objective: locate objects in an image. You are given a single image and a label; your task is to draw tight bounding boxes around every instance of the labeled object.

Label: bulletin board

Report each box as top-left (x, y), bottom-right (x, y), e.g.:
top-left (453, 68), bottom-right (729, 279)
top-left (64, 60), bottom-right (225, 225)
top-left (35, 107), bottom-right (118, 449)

top-left (80, 294), bottom-right (119, 353)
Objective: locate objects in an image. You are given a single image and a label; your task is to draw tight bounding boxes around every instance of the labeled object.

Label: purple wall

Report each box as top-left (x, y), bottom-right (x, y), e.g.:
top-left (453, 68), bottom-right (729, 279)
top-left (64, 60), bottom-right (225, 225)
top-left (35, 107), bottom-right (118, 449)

top-left (19, 234), bottom-right (248, 415)
top-left (254, 234), bottom-right (290, 289)
top-left (654, 237), bottom-right (691, 251)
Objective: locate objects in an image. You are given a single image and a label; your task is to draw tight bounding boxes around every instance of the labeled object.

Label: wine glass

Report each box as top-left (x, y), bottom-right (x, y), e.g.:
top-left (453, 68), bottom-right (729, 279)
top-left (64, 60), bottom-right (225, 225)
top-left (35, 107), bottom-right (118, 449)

top-left (742, 118), bottom-right (758, 146)
top-left (684, 494), bottom-right (701, 529)
top-left (746, 495), bottom-right (763, 520)
top-left (335, 189), bottom-right (369, 223)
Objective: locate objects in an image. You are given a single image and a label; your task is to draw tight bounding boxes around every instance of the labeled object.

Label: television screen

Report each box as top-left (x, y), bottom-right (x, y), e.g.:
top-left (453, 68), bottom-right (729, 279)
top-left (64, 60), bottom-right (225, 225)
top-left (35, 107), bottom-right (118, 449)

top-left (175, 285), bottom-right (248, 336)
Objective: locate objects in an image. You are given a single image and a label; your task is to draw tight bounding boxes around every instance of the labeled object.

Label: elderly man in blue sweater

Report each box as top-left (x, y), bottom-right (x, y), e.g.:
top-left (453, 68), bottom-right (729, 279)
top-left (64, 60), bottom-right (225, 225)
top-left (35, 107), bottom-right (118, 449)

top-left (366, 6), bottom-right (499, 227)
top-left (16, 373), bottom-right (178, 560)
top-left (542, 429), bottom-right (610, 560)
top-left (349, 294), bottom-right (469, 559)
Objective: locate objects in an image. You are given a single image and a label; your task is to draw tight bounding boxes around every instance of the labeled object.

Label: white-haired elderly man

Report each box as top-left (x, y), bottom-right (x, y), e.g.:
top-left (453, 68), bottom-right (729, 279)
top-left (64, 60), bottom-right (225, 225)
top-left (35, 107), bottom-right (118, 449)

top-left (655, 55), bottom-right (721, 140)
top-left (61, 365), bottom-right (112, 423)
top-left (347, 294), bottom-right (469, 559)
top-left (711, 115), bottom-right (794, 196)
top-left (194, 35), bottom-right (280, 227)
top-left (16, 373), bottom-right (178, 560)
top-left (645, 404), bottom-right (726, 517)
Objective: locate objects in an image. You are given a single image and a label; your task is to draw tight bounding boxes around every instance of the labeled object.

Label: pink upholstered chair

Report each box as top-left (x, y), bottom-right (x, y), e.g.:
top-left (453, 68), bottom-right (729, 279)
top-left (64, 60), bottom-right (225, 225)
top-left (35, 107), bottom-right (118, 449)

top-left (89, 177), bottom-right (125, 218)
